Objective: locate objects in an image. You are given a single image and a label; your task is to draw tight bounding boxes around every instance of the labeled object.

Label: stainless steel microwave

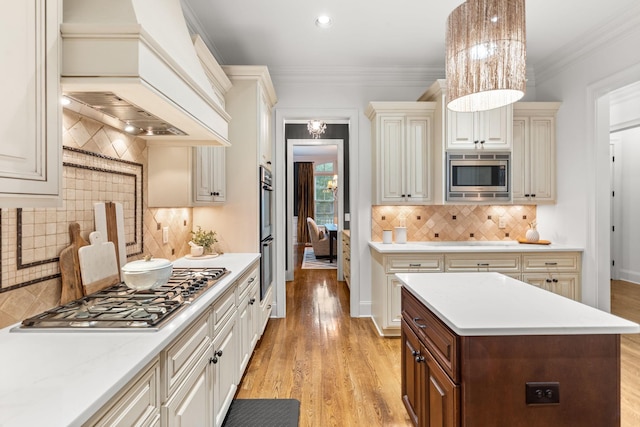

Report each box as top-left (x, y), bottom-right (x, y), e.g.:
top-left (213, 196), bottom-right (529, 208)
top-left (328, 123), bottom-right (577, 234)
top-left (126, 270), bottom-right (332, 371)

top-left (446, 152), bottom-right (510, 202)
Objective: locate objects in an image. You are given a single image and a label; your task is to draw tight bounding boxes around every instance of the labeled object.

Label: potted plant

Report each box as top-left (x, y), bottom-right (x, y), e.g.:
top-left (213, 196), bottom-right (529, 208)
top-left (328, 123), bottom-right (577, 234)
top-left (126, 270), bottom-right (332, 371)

top-left (190, 226), bottom-right (218, 255)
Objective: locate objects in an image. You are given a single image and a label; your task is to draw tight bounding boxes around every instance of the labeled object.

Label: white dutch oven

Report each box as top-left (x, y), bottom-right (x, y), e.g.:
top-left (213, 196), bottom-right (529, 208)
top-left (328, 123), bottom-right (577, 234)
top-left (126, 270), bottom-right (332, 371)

top-left (121, 257), bottom-right (173, 290)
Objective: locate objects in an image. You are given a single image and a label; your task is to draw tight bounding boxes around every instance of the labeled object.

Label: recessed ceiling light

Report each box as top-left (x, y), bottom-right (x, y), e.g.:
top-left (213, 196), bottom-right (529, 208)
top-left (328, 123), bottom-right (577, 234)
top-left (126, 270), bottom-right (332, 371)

top-left (315, 15), bottom-right (333, 28)
top-left (124, 123), bottom-right (137, 133)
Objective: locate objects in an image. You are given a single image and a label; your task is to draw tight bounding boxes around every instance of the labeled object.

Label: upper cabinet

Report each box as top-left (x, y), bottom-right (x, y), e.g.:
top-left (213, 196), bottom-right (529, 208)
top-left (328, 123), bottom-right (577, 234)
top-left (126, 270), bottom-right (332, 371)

top-left (0, 0), bottom-right (62, 207)
top-left (446, 106), bottom-right (513, 150)
top-left (194, 146), bottom-right (226, 204)
top-left (512, 102), bottom-right (561, 204)
top-left (367, 102), bottom-right (436, 205)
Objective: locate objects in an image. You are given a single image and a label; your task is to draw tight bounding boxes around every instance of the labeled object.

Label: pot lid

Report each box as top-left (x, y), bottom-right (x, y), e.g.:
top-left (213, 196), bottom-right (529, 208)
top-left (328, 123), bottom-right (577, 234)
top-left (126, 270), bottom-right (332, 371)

top-left (122, 257), bottom-right (172, 272)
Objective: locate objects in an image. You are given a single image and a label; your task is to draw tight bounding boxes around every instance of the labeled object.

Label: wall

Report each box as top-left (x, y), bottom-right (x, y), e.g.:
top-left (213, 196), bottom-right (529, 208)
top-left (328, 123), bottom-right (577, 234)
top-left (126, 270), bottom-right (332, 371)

top-left (0, 110), bottom-right (193, 329)
top-left (533, 5), bottom-right (640, 308)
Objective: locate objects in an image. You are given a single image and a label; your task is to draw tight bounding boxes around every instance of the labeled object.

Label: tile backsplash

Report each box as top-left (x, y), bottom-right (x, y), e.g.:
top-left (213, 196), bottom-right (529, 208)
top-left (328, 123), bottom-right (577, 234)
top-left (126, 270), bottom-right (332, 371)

top-left (371, 205), bottom-right (537, 242)
top-left (0, 110), bottom-right (194, 329)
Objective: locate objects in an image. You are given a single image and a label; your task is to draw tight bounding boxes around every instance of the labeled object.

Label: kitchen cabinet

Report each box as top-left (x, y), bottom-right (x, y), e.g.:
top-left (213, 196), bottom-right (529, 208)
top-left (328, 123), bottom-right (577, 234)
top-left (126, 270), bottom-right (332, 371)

top-left (212, 313), bottom-right (238, 427)
top-left (446, 106), bottom-right (512, 150)
top-left (366, 102), bottom-right (437, 204)
top-left (342, 231), bottom-right (351, 288)
top-left (259, 284), bottom-right (274, 337)
top-left (84, 359), bottom-right (161, 427)
top-left (148, 145), bottom-right (226, 207)
top-left (199, 66), bottom-right (278, 253)
top-left (512, 102), bottom-right (561, 204)
top-left (194, 146), bottom-right (226, 204)
top-left (0, 0), bottom-right (62, 207)
top-left (238, 266), bottom-right (260, 375)
top-left (399, 275), bottom-right (630, 427)
top-left (370, 247), bottom-right (582, 336)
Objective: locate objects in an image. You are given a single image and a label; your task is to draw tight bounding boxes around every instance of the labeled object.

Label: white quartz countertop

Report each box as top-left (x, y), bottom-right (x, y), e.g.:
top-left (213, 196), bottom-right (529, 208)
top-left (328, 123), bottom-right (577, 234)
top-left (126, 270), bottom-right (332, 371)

top-left (370, 240), bottom-right (583, 253)
top-left (397, 272), bottom-right (640, 336)
top-left (0, 253), bottom-right (260, 427)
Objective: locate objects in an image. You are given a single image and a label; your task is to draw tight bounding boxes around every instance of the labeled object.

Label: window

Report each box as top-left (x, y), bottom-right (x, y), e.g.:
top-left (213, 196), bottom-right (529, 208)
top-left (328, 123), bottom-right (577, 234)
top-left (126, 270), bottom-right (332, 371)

top-left (314, 162), bottom-right (335, 225)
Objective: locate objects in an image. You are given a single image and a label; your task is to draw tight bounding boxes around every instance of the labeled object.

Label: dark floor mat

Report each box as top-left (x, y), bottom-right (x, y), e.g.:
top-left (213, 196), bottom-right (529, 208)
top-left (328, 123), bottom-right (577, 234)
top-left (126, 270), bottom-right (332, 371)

top-left (222, 399), bottom-right (300, 427)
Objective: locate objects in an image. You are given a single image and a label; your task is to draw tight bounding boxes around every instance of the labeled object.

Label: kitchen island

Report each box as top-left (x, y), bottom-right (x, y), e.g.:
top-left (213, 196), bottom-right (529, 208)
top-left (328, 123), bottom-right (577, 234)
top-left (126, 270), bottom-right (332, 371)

top-left (0, 253), bottom-right (261, 427)
top-left (398, 272), bottom-right (639, 427)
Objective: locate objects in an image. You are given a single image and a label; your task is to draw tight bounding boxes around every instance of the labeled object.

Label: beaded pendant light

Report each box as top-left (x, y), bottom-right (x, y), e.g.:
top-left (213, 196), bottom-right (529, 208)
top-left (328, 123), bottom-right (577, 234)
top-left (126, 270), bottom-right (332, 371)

top-left (446, 0), bottom-right (526, 112)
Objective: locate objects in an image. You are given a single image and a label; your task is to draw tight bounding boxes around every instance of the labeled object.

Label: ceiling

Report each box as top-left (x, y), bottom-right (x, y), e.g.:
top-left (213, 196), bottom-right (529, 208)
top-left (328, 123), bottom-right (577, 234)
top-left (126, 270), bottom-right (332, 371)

top-left (181, 0), bottom-right (638, 76)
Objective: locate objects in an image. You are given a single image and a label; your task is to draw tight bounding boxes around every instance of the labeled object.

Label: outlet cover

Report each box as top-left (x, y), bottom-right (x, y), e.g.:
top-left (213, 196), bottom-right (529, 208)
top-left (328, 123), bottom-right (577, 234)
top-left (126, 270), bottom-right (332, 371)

top-left (162, 226), bottom-right (169, 244)
top-left (499, 216), bottom-right (506, 229)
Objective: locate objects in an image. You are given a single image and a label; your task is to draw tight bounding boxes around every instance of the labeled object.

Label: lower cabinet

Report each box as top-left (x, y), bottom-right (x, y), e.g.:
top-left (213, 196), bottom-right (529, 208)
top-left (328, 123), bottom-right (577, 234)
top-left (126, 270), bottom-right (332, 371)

top-left (372, 249), bottom-right (582, 337)
top-left (86, 260), bottom-right (263, 427)
top-left (342, 231), bottom-right (351, 288)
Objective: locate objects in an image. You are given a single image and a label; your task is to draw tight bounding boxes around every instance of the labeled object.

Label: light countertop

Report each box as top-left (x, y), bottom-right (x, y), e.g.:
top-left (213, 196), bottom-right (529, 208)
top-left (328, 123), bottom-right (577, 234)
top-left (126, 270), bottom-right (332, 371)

top-left (397, 272), bottom-right (640, 336)
top-left (0, 253), bottom-right (259, 427)
top-left (370, 241), bottom-right (583, 253)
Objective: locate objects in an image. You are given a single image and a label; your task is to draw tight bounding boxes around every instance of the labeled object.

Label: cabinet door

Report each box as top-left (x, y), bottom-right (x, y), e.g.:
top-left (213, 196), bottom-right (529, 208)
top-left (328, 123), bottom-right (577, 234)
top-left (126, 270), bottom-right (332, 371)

top-left (446, 111), bottom-right (475, 149)
top-left (237, 281), bottom-right (259, 377)
top-left (528, 117), bottom-right (555, 202)
top-left (405, 117), bottom-right (431, 203)
top-left (163, 349), bottom-right (213, 427)
top-left (387, 277), bottom-right (404, 330)
top-left (522, 273), bottom-right (579, 300)
top-left (401, 321), bottom-right (423, 427)
top-left (511, 118), bottom-right (529, 202)
top-left (0, 0), bottom-right (61, 206)
top-left (476, 106), bottom-right (511, 149)
top-left (380, 116), bottom-right (406, 202)
top-left (194, 146), bottom-right (225, 204)
top-left (424, 351), bottom-right (459, 427)
top-left (213, 316), bottom-right (238, 427)
top-left (258, 89), bottom-right (272, 167)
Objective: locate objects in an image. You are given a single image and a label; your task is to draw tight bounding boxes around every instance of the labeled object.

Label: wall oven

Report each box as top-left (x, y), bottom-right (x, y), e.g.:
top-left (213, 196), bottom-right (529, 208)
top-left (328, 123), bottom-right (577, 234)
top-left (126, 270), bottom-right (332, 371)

top-left (259, 166), bottom-right (273, 300)
top-left (446, 152), bottom-right (510, 202)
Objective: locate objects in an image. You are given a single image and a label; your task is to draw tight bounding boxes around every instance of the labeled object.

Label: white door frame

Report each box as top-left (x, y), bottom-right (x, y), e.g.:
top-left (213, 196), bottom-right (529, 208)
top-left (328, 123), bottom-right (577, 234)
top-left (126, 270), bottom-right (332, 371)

top-left (273, 108), bottom-right (360, 318)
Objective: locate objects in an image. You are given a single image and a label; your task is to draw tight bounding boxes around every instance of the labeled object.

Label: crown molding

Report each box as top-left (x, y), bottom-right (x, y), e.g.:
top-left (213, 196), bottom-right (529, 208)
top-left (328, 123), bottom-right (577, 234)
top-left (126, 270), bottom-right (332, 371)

top-left (180, 0), bottom-right (226, 65)
top-left (269, 66), bottom-right (445, 87)
top-left (534, 2), bottom-right (640, 84)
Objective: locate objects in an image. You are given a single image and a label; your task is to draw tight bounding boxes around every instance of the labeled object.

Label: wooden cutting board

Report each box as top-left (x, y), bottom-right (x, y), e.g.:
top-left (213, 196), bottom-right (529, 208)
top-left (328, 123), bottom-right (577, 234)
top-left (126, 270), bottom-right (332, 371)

top-left (59, 223), bottom-right (89, 304)
top-left (94, 201), bottom-right (126, 279)
top-left (78, 231), bottom-right (120, 295)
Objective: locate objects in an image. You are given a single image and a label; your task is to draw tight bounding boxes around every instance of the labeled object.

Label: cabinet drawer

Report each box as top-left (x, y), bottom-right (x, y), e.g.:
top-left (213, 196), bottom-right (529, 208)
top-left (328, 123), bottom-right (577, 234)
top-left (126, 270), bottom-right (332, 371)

top-left (522, 252), bottom-right (580, 272)
top-left (444, 253), bottom-right (520, 273)
top-left (212, 286), bottom-right (237, 333)
top-left (402, 288), bottom-right (459, 382)
top-left (237, 266), bottom-right (259, 299)
top-left (86, 359), bottom-right (161, 427)
top-left (385, 255), bottom-right (444, 273)
top-left (162, 312), bottom-right (211, 399)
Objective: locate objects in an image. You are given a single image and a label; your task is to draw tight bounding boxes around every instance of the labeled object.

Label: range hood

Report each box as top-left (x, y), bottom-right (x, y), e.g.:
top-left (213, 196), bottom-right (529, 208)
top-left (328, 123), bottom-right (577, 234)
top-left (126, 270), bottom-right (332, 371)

top-left (61, 0), bottom-right (231, 146)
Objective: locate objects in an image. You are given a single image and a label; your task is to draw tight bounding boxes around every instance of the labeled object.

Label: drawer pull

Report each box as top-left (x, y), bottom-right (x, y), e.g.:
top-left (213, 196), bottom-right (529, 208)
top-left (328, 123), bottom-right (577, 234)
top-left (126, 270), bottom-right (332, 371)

top-left (544, 262), bottom-right (558, 266)
top-left (477, 263), bottom-right (490, 267)
top-left (248, 277), bottom-right (255, 283)
top-left (412, 317), bottom-right (428, 329)
top-left (409, 263), bottom-right (422, 267)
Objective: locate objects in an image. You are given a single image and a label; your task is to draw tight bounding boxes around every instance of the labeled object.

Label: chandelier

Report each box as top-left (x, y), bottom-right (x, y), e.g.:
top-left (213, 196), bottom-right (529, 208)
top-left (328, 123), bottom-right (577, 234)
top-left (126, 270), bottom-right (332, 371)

top-left (307, 120), bottom-right (327, 139)
top-left (445, 0), bottom-right (526, 112)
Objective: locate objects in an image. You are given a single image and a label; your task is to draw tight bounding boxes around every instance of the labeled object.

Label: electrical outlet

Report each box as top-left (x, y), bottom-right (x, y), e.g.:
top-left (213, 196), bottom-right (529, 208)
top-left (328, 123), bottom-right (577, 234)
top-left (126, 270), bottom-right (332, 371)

top-left (525, 382), bottom-right (560, 405)
top-left (499, 216), bottom-right (506, 229)
top-left (162, 226), bottom-right (169, 244)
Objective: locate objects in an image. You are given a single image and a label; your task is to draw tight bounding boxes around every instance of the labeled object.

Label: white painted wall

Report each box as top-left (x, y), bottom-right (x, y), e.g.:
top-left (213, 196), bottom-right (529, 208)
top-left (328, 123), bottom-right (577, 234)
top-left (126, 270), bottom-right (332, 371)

top-left (534, 8), bottom-right (640, 309)
top-left (614, 127), bottom-right (640, 284)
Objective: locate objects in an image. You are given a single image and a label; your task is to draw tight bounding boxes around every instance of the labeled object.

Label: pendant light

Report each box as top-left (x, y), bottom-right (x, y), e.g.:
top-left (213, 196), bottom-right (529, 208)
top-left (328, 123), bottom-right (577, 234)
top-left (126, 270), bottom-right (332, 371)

top-left (446, 0), bottom-right (526, 112)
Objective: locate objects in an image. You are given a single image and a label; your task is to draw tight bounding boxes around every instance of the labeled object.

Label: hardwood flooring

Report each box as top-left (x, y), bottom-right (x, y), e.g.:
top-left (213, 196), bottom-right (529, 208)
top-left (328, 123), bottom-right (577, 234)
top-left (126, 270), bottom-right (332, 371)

top-left (236, 252), bottom-right (640, 426)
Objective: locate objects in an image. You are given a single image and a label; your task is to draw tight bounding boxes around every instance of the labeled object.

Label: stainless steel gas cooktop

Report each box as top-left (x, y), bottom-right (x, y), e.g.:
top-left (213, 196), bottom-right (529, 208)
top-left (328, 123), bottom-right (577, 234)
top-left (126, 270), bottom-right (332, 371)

top-left (17, 267), bottom-right (229, 331)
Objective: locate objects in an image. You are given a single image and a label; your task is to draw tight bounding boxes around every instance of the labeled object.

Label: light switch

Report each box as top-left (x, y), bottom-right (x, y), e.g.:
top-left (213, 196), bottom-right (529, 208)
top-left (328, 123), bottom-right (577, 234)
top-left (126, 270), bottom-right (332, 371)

top-left (162, 226), bottom-right (169, 244)
top-left (345, 213), bottom-right (351, 221)
top-left (499, 216), bottom-right (506, 229)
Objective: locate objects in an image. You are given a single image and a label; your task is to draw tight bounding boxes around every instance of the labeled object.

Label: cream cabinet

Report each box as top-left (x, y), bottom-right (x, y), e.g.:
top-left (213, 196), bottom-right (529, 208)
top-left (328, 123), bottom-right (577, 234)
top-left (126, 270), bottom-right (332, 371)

top-left (84, 359), bottom-right (161, 427)
top-left (194, 146), bottom-right (226, 204)
top-left (371, 248), bottom-right (581, 336)
top-left (512, 103), bottom-right (561, 204)
top-left (342, 231), bottom-right (351, 288)
top-left (259, 284), bottom-right (274, 337)
top-left (366, 102), bottom-right (436, 204)
top-left (238, 266), bottom-right (260, 376)
top-left (446, 106), bottom-right (512, 150)
top-left (212, 313), bottom-right (238, 427)
top-left (258, 88), bottom-right (273, 167)
top-left (0, 0), bottom-right (62, 207)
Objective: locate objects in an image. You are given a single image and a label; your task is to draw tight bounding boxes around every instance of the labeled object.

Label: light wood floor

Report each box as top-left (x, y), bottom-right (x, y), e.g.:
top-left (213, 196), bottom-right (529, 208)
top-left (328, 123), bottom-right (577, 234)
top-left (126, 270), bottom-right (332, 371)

top-left (236, 251), bottom-right (640, 426)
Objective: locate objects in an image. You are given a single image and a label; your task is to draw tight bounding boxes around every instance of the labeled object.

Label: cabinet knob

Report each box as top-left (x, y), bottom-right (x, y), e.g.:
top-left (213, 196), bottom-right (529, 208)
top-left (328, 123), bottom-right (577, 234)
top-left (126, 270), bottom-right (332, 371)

top-left (480, 140), bottom-right (485, 144)
top-left (210, 356), bottom-right (218, 364)
top-left (401, 194), bottom-right (406, 197)
top-left (415, 355), bottom-right (425, 363)
top-left (249, 297), bottom-right (256, 305)
top-left (531, 194), bottom-right (536, 198)
top-left (474, 140), bottom-right (479, 145)
top-left (552, 278), bottom-right (558, 283)
top-left (546, 278), bottom-right (552, 283)
top-left (215, 350), bottom-right (223, 357)
top-left (407, 194), bottom-right (412, 198)
top-left (524, 194), bottom-right (530, 197)
top-left (266, 161), bottom-right (272, 165)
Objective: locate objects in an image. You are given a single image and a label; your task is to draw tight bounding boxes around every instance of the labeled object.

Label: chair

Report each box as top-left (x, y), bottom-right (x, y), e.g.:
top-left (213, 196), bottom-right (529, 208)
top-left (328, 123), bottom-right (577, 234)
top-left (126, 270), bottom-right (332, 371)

top-left (306, 217), bottom-right (337, 258)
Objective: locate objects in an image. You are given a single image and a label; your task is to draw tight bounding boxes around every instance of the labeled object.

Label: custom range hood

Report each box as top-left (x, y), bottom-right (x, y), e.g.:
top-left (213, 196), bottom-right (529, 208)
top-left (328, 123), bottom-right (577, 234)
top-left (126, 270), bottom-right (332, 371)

top-left (61, 0), bottom-right (231, 145)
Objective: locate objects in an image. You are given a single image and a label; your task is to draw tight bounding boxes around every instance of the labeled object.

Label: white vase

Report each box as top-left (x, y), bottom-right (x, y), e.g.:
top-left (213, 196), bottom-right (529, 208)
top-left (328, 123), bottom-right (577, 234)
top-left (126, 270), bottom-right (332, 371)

top-left (525, 228), bottom-right (540, 243)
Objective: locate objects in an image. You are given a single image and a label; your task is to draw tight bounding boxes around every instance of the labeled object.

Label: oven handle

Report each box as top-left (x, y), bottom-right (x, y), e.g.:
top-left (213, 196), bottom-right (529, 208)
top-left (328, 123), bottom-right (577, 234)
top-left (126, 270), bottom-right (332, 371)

top-left (262, 184), bottom-right (273, 191)
top-left (262, 236), bottom-right (274, 246)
